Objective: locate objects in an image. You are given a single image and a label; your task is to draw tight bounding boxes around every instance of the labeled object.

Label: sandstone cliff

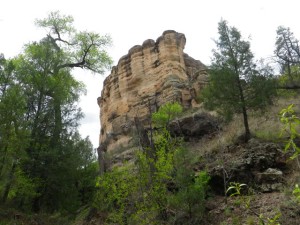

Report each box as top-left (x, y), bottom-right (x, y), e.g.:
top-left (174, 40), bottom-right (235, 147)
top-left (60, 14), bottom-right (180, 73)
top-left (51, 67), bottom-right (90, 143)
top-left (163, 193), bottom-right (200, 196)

top-left (97, 30), bottom-right (208, 154)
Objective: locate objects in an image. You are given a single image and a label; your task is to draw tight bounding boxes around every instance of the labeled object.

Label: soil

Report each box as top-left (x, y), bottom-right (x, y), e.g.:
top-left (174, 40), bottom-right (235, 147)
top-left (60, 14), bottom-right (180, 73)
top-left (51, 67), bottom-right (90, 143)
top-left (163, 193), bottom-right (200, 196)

top-left (192, 137), bottom-right (300, 225)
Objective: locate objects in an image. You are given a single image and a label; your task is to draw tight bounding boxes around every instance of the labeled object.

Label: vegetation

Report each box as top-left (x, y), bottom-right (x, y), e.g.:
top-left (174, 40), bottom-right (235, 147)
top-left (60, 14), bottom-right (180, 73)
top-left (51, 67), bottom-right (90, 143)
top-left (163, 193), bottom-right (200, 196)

top-left (217, 103), bottom-right (300, 225)
top-left (275, 26), bottom-right (300, 83)
top-left (226, 183), bottom-right (281, 225)
top-left (94, 102), bottom-right (210, 224)
top-left (279, 104), bottom-right (300, 160)
top-left (201, 20), bottom-right (276, 142)
top-left (0, 11), bottom-right (111, 215)
top-left (2, 11), bottom-right (300, 225)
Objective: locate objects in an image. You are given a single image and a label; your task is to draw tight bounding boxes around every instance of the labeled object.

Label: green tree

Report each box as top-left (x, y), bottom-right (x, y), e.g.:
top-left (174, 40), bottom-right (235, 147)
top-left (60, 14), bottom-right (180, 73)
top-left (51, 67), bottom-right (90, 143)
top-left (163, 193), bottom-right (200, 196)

top-left (0, 56), bottom-right (33, 206)
top-left (170, 147), bottom-right (210, 221)
top-left (152, 102), bottom-right (182, 127)
top-left (95, 164), bottom-right (136, 224)
top-left (32, 11), bottom-right (112, 150)
top-left (0, 11), bottom-right (112, 213)
top-left (18, 11), bottom-right (112, 212)
top-left (202, 20), bottom-right (275, 142)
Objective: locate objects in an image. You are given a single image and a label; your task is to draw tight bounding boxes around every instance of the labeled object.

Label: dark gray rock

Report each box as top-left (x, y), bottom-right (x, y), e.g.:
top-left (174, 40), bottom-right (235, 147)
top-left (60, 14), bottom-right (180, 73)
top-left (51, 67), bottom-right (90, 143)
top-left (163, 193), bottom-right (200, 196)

top-left (169, 112), bottom-right (218, 140)
top-left (201, 138), bottom-right (287, 195)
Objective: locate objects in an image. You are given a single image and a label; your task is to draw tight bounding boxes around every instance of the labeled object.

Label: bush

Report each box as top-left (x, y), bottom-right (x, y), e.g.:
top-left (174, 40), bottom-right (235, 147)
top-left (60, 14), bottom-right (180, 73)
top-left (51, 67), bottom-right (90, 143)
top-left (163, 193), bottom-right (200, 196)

top-left (94, 103), bottom-right (210, 224)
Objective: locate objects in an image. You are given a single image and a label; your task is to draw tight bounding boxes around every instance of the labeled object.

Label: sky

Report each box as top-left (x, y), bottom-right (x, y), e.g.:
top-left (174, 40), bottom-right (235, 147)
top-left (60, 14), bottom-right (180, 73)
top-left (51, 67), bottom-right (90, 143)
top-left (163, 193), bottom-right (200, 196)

top-left (1, 0), bottom-right (300, 148)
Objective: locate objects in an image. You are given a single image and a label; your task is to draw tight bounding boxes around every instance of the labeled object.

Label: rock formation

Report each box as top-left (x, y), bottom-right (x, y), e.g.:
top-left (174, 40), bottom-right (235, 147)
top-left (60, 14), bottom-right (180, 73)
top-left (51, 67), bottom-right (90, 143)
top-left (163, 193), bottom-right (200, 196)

top-left (97, 30), bottom-right (208, 155)
top-left (199, 138), bottom-right (287, 195)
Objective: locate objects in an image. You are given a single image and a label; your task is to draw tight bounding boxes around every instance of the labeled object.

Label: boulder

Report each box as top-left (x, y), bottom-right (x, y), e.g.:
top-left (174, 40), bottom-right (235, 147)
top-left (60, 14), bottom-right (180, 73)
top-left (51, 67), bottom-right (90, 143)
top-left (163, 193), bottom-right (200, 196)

top-left (169, 112), bottom-right (218, 140)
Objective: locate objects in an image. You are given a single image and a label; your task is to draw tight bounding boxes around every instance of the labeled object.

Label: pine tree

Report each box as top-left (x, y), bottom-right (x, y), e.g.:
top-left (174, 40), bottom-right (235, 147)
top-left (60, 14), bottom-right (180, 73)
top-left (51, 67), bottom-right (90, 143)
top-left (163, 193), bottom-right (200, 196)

top-left (202, 20), bottom-right (275, 142)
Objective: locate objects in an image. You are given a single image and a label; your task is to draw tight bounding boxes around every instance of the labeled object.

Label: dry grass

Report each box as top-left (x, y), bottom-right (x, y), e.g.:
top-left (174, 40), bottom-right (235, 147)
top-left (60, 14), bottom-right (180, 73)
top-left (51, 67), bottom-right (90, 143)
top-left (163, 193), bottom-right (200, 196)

top-left (190, 96), bottom-right (300, 225)
top-left (251, 97), bottom-right (300, 140)
top-left (188, 95), bottom-right (300, 156)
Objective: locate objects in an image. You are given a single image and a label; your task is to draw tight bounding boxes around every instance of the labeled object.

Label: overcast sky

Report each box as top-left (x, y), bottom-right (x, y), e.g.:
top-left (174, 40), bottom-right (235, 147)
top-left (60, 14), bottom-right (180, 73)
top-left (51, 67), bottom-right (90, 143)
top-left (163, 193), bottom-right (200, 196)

top-left (1, 0), bottom-right (299, 148)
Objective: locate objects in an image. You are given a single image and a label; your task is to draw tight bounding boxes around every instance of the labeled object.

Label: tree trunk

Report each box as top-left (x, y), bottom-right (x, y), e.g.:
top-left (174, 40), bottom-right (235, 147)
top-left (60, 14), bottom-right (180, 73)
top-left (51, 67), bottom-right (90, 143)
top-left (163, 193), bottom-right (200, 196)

top-left (51, 96), bottom-right (62, 148)
top-left (134, 117), bottom-right (156, 175)
top-left (50, 70), bottom-right (63, 149)
top-left (0, 146), bottom-right (8, 176)
top-left (225, 23), bottom-right (251, 143)
top-left (241, 104), bottom-right (251, 142)
top-left (31, 90), bottom-right (44, 139)
top-left (97, 146), bottom-right (107, 175)
top-left (1, 161), bottom-right (16, 203)
top-left (236, 76), bottom-right (251, 142)
top-left (0, 123), bottom-right (12, 175)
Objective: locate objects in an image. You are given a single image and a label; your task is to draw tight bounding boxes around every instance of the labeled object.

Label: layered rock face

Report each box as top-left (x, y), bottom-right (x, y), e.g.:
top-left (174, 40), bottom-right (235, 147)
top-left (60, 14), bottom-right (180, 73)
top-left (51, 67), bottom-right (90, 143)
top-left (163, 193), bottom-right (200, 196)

top-left (98, 30), bottom-right (207, 153)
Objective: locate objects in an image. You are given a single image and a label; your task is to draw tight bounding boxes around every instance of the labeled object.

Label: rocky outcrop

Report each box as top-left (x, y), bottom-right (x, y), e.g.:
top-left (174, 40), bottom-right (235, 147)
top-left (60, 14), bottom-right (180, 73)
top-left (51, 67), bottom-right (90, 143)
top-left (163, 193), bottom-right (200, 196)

top-left (98, 30), bottom-right (208, 153)
top-left (169, 112), bottom-right (218, 141)
top-left (197, 138), bottom-right (288, 195)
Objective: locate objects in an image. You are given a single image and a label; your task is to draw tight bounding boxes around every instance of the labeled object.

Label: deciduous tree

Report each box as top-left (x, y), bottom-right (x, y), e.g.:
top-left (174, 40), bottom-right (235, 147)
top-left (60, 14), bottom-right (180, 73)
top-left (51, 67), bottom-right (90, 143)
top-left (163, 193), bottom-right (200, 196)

top-left (0, 11), bottom-right (112, 212)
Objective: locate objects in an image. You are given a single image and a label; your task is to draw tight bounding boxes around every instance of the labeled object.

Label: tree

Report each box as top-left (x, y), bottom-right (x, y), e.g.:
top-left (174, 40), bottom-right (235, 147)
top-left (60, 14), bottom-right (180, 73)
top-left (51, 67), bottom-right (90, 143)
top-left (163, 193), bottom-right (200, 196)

top-left (275, 26), bottom-right (300, 82)
top-left (33, 11), bottom-right (112, 148)
top-left (0, 11), bottom-right (112, 213)
top-left (0, 56), bottom-right (32, 205)
top-left (152, 102), bottom-right (182, 128)
top-left (202, 20), bottom-right (275, 142)
top-left (274, 26), bottom-right (300, 92)
top-left (95, 103), bottom-right (210, 224)
top-left (19, 11), bottom-right (112, 212)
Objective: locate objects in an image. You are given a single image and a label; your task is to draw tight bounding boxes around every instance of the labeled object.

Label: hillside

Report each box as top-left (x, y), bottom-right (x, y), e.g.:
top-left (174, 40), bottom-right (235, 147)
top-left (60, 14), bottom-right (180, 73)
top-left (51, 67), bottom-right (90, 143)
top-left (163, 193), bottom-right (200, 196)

top-left (2, 28), bottom-right (300, 225)
top-left (90, 30), bottom-right (300, 225)
top-left (77, 96), bottom-right (300, 225)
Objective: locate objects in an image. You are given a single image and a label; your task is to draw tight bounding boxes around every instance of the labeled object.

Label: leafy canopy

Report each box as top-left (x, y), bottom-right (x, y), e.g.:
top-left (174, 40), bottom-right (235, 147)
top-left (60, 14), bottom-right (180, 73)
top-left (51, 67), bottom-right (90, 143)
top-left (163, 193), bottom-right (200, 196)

top-left (0, 11), bottom-right (112, 213)
top-left (152, 102), bottom-right (182, 127)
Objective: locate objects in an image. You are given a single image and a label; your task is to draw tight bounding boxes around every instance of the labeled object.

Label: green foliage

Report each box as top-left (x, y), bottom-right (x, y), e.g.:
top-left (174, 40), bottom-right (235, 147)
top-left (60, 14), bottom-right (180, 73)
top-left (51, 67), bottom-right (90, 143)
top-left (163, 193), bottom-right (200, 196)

top-left (201, 67), bottom-right (240, 121)
top-left (35, 11), bottom-right (112, 74)
top-left (0, 56), bottom-right (31, 207)
top-left (169, 146), bottom-right (210, 221)
top-left (152, 102), bottom-right (182, 127)
top-left (131, 129), bottom-right (176, 224)
top-left (292, 184), bottom-right (300, 204)
top-left (259, 213), bottom-right (281, 225)
top-left (201, 20), bottom-right (275, 140)
top-left (275, 26), bottom-right (300, 98)
top-left (35, 11), bottom-right (75, 34)
top-left (94, 103), bottom-right (209, 224)
top-left (95, 165), bottom-right (135, 224)
top-left (6, 166), bottom-right (40, 211)
top-left (279, 104), bottom-right (300, 159)
top-left (278, 104), bottom-right (300, 223)
top-left (169, 169), bottom-right (210, 221)
top-left (268, 214), bottom-right (281, 225)
top-left (276, 73), bottom-right (300, 97)
top-left (226, 182), bottom-right (247, 197)
top-left (0, 11), bottom-right (112, 214)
